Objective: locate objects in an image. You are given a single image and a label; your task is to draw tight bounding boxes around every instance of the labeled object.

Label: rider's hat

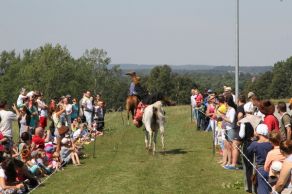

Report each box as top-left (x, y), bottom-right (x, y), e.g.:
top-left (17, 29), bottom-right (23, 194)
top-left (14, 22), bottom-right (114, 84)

top-left (125, 71), bottom-right (136, 76)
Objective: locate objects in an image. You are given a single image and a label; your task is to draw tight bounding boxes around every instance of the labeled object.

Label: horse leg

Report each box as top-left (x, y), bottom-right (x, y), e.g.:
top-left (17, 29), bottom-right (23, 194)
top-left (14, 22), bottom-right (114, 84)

top-left (148, 130), bottom-right (153, 151)
top-left (144, 129), bottom-right (149, 149)
top-left (127, 110), bottom-right (130, 126)
top-left (153, 130), bottom-right (158, 155)
top-left (131, 108), bottom-right (135, 120)
top-left (160, 129), bottom-right (165, 151)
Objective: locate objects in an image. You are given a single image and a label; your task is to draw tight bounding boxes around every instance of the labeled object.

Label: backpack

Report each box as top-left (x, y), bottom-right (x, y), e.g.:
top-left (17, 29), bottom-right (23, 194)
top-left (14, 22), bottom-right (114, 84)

top-left (281, 113), bottom-right (292, 140)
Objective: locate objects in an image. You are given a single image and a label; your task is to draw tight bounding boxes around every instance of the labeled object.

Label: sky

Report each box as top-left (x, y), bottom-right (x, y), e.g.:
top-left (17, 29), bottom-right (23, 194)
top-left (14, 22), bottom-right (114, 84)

top-left (0, 0), bottom-right (291, 66)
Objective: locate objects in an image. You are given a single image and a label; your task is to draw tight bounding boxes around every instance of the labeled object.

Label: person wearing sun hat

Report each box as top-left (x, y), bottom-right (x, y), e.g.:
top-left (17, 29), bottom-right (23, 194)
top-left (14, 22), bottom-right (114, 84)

top-left (247, 124), bottom-right (273, 194)
top-left (259, 100), bottom-right (279, 133)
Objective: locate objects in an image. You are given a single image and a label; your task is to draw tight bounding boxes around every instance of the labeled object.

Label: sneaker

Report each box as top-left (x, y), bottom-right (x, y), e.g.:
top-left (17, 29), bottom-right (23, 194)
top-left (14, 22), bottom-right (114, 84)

top-left (224, 165), bottom-right (238, 170)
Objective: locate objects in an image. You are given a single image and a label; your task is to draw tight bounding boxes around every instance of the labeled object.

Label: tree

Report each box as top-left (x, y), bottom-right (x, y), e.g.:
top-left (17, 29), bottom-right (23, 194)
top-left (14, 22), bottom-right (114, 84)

top-left (146, 65), bottom-right (174, 97)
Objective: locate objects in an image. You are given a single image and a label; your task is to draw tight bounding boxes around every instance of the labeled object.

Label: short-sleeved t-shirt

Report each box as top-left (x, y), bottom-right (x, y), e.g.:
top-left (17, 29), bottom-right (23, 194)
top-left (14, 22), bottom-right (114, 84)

top-left (264, 115), bottom-right (280, 133)
top-left (280, 113), bottom-right (291, 140)
top-left (0, 110), bottom-right (18, 137)
top-left (247, 141), bottom-right (273, 165)
top-left (0, 168), bottom-right (6, 180)
top-left (32, 135), bottom-right (45, 149)
top-left (65, 104), bottom-right (72, 115)
top-left (195, 94), bottom-right (203, 107)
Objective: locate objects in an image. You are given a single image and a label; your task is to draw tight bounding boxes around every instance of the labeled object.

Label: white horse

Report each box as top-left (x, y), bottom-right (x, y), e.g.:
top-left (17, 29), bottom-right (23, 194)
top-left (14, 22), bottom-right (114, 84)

top-left (142, 101), bottom-right (165, 154)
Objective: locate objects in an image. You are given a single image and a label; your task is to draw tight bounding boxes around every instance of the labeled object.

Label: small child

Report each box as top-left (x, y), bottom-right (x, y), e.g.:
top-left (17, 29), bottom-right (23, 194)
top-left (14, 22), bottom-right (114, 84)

top-left (93, 101), bottom-right (105, 132)
top-left (268, 161), bottom-right (282, 186)
top-left (17, 88), bottom-right (28, 108)
top-left (247, 124), bottom-right (273, 194)
top-left (60, 138), bottom-right (81, 166)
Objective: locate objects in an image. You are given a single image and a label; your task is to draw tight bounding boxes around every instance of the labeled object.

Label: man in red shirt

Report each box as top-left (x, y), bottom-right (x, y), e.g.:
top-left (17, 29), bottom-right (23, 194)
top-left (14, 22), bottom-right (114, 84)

top-left (32, 127), bottom-right (50, 150)
top-left (259, 100), bottom-right (279, 133)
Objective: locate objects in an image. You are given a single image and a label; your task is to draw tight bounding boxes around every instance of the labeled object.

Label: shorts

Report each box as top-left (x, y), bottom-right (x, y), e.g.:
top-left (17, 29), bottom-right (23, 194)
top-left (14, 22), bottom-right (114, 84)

top-left (39, 116), bottom-right (47, 128)
top-left (224, 130), bottom-right (233, 142)
top-left (232, 127), bottom-right (242, 141)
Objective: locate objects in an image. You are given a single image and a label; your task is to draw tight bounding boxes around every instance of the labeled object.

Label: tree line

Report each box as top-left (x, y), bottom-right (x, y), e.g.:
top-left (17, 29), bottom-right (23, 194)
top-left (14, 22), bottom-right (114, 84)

top-left (0, 44), bottom-right (290, 110)
top-left (243, 56), bottom-right (292, 99)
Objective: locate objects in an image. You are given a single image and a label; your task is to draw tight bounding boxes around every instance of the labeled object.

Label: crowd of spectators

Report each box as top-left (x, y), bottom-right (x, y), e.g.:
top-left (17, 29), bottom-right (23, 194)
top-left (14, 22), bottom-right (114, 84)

top-left (191, 87), bottom-right (292, 194)
top-left (0, 88), bottom-right (106, 193)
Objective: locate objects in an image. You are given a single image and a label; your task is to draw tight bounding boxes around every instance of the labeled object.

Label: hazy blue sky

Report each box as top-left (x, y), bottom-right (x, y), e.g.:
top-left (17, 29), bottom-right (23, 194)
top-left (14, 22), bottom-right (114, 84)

top-left (0, 0), bottom-right (291, 66)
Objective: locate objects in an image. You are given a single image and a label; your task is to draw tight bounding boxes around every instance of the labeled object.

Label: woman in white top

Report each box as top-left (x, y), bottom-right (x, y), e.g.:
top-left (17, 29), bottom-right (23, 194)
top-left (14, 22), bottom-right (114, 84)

top-left (52, 104), bottom-right (65, 153)
top-left (63, 97), bottom-right (72, 130)
top-left (221, 95), bottom-right (237, 169)
top-left (18, 106), bottom-right (29, 137)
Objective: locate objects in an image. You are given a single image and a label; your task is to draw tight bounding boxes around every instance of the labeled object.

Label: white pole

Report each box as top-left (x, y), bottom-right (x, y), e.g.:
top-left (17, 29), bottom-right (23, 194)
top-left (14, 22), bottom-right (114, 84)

top-left (235, 0), bottom-right (239, 101)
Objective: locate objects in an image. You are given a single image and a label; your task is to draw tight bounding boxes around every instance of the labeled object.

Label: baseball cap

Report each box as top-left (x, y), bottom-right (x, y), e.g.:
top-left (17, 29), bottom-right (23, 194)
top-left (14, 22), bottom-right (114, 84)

top-left (256, 124), bottom-right (269, 136)
top-left (61, 138), bottom-right (69, 144)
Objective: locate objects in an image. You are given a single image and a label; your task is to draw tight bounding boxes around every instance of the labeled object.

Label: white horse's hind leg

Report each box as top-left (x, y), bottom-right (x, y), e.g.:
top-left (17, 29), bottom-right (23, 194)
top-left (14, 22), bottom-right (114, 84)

top-left (160, 127), bottom-right (165, 150)
top-left (148, 130), bottom-right (153, 150)
top-left (153, 130), bottom-right (158, 154)
top-left (144, 129), bottom-right (149, 149)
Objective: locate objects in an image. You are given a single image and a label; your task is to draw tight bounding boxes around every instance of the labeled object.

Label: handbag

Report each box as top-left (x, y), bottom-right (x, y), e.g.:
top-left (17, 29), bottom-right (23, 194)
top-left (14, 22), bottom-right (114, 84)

top-left (55, 117), bottom-right (69, 136)
top-left (58, 125), bottom-right (69, 136)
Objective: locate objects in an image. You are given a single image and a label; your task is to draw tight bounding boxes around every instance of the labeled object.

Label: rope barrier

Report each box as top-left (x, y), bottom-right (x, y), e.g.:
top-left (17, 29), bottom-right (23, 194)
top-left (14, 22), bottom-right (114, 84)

top-left (218, 122), bottom-right (277, 193)
top-left (28, 109), bottom-right (128, 193)
top-left (28, 160), bottom-right (67, 194)
top-left (195, 108), bottom-right (278, 193)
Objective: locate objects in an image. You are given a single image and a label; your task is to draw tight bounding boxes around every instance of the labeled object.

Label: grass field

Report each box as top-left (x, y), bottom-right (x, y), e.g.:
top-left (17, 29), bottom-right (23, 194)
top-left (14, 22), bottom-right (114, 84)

top-left (32, 105), bottom-right (246, 194)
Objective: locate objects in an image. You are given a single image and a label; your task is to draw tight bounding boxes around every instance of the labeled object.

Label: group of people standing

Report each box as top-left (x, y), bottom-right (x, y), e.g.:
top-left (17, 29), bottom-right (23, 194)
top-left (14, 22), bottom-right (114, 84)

top-left (191, 86), bottom-right (292, 194)
top-left (0, 88), bottom-right (106, 193)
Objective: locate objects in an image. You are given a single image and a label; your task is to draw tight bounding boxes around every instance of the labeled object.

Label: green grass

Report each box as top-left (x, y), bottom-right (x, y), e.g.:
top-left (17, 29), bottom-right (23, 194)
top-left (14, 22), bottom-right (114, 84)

top-left (32, 106), bottom-right (246, 194)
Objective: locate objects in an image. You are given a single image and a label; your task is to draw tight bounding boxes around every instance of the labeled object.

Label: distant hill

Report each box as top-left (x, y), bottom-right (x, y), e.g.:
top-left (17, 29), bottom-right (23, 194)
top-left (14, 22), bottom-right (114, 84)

top-left (109, 64), bottom-right (273, 75)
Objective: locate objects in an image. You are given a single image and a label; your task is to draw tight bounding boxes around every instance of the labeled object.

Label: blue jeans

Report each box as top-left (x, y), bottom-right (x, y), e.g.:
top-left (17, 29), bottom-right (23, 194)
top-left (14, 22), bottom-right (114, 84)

top-left (257, 167), bottom-right (270, 194)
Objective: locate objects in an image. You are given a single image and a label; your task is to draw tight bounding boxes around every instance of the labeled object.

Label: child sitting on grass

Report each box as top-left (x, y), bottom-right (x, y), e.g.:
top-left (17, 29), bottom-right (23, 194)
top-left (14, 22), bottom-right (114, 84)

top-left (72, 123), bottom-right (90, 143)
top-left (60, 138), bottom-right (81, 166)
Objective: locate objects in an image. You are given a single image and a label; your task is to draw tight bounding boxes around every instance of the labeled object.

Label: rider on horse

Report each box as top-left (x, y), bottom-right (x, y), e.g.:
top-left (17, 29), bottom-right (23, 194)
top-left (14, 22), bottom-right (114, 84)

top-left (126, 72), bottom-right (148, 128)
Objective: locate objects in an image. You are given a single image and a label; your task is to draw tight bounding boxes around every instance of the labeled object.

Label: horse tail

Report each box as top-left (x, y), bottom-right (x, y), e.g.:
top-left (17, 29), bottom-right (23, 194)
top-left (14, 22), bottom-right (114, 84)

top-left (151, 106), bottom-right (158, 127)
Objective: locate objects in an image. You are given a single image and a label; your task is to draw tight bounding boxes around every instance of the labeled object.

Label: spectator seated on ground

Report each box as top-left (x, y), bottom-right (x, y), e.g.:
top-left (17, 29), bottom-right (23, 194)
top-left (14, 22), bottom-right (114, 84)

top-left (31, 127), bottom-right (50, 150)
top-left (60, 138), bottom-right (80, 166)
top-left (72, 123), bottom-right (90, 142)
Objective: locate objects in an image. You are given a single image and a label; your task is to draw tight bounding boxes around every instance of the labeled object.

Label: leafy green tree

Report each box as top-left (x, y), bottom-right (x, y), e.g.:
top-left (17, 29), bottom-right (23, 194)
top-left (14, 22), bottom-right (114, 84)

top-left (146, 65), bottom-right (174, 97)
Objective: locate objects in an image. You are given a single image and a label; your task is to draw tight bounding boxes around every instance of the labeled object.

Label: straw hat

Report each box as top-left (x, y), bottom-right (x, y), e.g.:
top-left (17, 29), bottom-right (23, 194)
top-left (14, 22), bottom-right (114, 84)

top-left (125, 71), bottom-right (136, 76)
top-left (238, 114), bottom-right (262, 130)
